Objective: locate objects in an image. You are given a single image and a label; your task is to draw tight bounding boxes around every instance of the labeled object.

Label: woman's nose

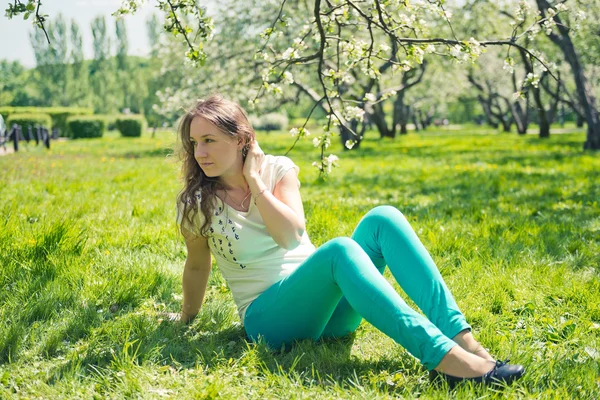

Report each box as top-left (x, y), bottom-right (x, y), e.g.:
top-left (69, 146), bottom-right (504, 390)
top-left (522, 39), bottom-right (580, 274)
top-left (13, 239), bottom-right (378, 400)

top-left (194, 145), bottom-right (207, 158)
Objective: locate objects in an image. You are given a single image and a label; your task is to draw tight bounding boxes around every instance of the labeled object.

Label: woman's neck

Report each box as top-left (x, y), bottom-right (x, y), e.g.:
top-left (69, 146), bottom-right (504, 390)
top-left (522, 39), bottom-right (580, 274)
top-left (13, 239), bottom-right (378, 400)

top-left (218, 169), bottom-right (248, 192)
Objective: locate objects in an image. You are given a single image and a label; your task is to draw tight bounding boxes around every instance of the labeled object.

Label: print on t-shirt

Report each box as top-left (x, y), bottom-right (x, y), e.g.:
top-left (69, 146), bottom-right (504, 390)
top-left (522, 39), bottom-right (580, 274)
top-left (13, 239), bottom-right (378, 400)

top-left (210, 208), bottom-right (246, 270)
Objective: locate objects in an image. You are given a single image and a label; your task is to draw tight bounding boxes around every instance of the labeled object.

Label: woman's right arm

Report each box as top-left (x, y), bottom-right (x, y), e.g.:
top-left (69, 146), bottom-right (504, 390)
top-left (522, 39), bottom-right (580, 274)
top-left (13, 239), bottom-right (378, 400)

top-left (180, 227), bottom-right (212, 323)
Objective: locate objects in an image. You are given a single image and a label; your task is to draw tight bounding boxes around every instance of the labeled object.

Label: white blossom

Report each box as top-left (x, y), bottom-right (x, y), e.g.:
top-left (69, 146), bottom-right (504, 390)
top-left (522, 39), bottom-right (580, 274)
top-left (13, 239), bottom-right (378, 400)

top-left (344, 106), bottom-right (365, 122)
top-left (260, 52), bottom-right (271, 62)
top-left (527, 25), bottom-right (540, 41)
top-left (345, 140), bottom-right (356, 149)
top-left (281, 47), bottom-right (297, 60)
top-left (323, 154), bottom-right (339, 173)
top-left (503, 57), bottom-right (515, 74)
top-left (515, 1), bottom-right (531, 22)
top-left (468, 38), bottom-right (483, 57)
top-left (378, 43), bottom-right (391, 53)
top-left (400, 61), bottom-right (412, 71)
top-left (542, 17), bottom-right (556, 35)
top-left (326, 154), bottom-right (339, 164)
top-left (362, 66), bottom-right (379, 80)
top-left (450, 45), bottom-right (465, 61)
top-left (555, 3), bottom-right (568, 12)
top-left (293, 38), bottom-right (306, 48)
top-left (326, 114), bottom-right (341, 127)
top-left (364, 93), bottom-right (377, 102)
top-left (282, 71), bottom-right (294, 85)
top-left (526, 72), bottom-right (540, 88)
top-left (397, 14), bottom-right (413, 28)
top-left (411, 46), bottom-right (425, 64)
top-left (290, 128), bottom-right (299, 137)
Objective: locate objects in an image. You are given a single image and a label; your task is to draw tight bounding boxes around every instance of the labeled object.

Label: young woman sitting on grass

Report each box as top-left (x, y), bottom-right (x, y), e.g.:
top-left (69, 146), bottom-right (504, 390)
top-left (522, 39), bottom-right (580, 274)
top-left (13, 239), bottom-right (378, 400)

top-left (175, 94), bottom-right (525, 388)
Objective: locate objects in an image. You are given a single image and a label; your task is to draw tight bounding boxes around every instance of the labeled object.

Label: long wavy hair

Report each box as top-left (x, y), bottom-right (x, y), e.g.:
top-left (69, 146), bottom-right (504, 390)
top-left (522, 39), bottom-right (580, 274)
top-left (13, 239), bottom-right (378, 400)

top-left (176, 94), bottom-right (255, 237)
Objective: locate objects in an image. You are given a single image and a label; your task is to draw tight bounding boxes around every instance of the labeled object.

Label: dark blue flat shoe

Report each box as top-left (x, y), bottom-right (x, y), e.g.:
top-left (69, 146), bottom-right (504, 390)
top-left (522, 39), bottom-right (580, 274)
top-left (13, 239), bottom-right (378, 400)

top-left (429, 359), bottom-right (525, 389)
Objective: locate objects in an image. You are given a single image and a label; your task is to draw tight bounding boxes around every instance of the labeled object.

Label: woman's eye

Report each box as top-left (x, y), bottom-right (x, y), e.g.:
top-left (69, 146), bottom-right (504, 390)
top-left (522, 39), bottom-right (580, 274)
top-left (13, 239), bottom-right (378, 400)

top-left (205, 139), bottom-right (214, 143)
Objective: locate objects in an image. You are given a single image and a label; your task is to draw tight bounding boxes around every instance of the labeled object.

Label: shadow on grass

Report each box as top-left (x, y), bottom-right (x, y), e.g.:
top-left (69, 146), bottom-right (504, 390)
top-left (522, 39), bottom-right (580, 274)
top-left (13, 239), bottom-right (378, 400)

top-left (48, 317), bottom-right (425, 394)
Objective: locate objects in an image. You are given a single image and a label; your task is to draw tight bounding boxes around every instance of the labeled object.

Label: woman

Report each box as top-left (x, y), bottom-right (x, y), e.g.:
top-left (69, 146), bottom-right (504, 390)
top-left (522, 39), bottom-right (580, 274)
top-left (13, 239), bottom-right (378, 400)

top-left (175, 94), bottom-right (525, 388)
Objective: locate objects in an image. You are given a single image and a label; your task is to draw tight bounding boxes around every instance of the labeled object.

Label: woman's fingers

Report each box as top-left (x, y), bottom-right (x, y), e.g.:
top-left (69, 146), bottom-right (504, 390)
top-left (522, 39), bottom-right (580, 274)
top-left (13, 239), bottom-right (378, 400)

top-left (242, 139), bottom-right (264, 178)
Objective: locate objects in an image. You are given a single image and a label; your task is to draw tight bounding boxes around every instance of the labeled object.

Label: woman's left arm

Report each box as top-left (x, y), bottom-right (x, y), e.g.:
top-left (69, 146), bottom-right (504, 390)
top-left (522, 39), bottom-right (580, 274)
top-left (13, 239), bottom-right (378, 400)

top-left (244, 142), bottom-right (306, 250)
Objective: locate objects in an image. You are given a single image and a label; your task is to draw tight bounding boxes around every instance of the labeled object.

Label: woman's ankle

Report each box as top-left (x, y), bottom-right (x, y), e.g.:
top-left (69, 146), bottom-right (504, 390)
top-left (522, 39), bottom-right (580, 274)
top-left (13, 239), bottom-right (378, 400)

top-left (434, 346), bottom-right (495, 378)
top-left (452, 329), bottom-right (495, 361)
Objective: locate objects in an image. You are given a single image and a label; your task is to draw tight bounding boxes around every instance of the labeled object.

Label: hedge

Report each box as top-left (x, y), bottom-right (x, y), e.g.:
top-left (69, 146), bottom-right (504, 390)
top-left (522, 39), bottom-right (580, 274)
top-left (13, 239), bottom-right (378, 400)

top-left (6, 113), bottom-right (52, 132)
top-left (250, 113), bottom-right (289, 133)
top-left (0, 107), bottom-right (93, 137)
top-left (67, 116), bottom-right (106, 139)
top-left (116, 115), bottom-right (146, 137)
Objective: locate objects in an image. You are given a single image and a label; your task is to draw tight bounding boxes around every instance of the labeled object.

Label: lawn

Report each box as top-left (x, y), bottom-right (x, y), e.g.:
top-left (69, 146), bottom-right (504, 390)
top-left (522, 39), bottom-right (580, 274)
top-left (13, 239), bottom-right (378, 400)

top-left (0, 127), bottom-right (598, 399)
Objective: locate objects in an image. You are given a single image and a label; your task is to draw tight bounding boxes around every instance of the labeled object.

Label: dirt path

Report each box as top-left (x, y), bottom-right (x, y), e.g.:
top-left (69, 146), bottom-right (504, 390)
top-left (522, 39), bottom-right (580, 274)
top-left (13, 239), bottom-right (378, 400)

top-left (0, 146), bottom-right (14, 156)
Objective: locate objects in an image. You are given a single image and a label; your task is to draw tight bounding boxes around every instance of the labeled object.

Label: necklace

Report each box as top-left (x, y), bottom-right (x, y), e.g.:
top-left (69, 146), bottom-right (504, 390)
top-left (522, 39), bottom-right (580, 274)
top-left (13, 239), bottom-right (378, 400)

top-left (224, 186), bottom-right (251, 210)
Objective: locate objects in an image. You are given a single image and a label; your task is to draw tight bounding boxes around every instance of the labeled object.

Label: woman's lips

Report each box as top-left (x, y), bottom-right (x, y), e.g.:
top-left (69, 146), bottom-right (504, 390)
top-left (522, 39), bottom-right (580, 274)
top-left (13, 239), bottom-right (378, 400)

top-left (200, 162), bottom-right (213, 167)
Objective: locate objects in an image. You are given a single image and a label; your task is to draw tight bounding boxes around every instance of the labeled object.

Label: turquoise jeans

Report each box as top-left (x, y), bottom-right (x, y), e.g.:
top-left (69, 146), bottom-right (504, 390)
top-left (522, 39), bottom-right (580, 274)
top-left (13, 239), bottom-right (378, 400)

top-left (243, 206), bottom-right (470, 370)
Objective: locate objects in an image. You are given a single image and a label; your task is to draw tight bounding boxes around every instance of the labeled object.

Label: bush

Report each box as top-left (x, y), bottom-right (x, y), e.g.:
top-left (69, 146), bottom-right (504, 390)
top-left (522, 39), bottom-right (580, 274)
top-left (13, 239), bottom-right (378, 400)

top-left (250, 113), bottom-right (288, 133)
top-left (0, 107), bottom-right (93, 137)
top-left (288, 117), bottom-right (326, 132)
top-left (116, 116), bottom-right (146, 137)
top-left (67, 116), bottom-right (106, 139)
top-left (6, 113), bottom-right (52, 131)
top-left (101, 115), bottom-right (121, 131)
top-left (247, 115), bottom-right (261, 131)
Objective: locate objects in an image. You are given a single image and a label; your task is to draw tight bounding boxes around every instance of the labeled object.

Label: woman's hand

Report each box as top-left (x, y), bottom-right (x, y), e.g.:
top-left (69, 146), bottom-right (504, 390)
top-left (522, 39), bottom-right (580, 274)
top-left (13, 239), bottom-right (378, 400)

top-left (242, 140), bottom-right (265, 179)
top-left (158, 311), bottom-right (194, 325)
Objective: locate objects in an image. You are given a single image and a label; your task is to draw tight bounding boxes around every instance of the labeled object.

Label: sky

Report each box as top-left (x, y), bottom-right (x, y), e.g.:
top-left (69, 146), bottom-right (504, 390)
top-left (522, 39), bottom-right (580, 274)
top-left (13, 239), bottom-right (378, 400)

top-left (0, 0), bottom-right (159, 68)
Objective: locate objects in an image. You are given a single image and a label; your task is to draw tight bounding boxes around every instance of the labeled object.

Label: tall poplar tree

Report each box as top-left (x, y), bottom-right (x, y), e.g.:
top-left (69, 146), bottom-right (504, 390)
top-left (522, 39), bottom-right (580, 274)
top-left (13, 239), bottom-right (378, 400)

top-left (69, 19), bottom-right (89, 107)
top-left (90, 16), bottom-right (117, 113)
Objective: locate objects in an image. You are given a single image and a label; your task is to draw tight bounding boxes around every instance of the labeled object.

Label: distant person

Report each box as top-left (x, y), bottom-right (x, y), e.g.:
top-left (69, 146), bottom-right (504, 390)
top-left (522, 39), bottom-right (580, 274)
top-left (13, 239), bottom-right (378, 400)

top-left (174, 94), bottom-right (525, 388)
top-left (0, 114), bottom-right (5, 137)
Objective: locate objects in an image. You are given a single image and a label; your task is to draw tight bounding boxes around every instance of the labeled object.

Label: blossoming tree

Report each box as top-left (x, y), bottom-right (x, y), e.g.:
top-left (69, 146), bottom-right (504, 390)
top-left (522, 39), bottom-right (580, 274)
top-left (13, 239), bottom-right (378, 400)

top-left (6, 0), bottom-right (596, 175)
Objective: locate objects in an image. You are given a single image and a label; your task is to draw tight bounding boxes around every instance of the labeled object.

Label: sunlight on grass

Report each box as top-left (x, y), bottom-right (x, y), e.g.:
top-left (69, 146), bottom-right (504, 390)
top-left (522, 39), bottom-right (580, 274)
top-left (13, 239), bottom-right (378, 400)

top-left (0, 128), bottom-right (598, 398)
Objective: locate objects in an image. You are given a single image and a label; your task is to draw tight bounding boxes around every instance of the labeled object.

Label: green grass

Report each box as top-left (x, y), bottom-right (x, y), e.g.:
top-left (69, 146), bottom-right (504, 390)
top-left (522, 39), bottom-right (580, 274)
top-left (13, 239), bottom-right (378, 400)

top-left (0, 127), bottom-right (598, 399)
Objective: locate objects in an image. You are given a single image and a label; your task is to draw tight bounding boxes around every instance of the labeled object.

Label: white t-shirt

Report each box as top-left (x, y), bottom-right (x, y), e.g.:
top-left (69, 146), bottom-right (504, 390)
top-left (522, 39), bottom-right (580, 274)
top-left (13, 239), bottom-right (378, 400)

top-left (176, 155), bottom-right (316, 323)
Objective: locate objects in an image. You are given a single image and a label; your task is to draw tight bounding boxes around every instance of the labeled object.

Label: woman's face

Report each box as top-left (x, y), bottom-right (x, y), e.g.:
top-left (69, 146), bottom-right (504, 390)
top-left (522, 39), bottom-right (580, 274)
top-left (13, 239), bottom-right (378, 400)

top-left (189, 116), bottom-right (242, 178)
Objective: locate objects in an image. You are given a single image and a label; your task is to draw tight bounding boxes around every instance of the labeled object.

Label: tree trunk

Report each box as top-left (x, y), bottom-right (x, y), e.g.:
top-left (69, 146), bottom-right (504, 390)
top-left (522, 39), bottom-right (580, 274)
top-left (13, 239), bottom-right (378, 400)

top-left (339, 119), bottom-right (362, 150)
top-left (539, 117), bottom-right (550, 138)
top-left (372, 102), bottom-right (395, 138)
top-left (479, 97), bottom-right (499, 129)
top-left (400, 121), bottom-right (408, 134)
top-left (533, 87), bottom-right (550, 138)
top-left (393, 91), bottom-right (409, 135)
top-left (411, 109), bottom-right (421, 132)
top-left (511, 101), bottom-right (529, 135)
top-left (537, 0), bottom-right (600, 149)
